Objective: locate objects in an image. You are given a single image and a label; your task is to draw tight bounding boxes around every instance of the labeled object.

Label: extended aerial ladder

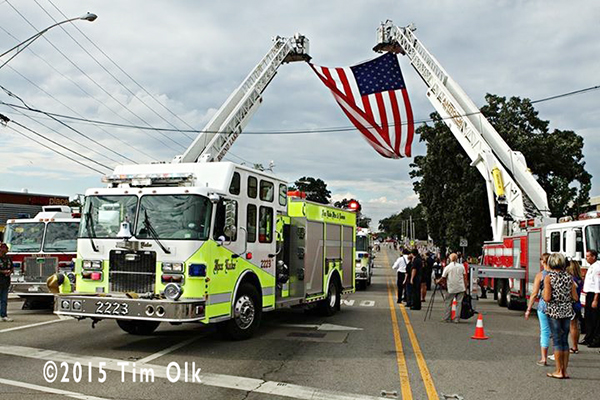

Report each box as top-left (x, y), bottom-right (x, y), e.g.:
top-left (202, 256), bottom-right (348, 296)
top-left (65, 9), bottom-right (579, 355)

top-left (373, 20), bottom-right (550, 242)
top-left (173, 34), bottom-right (310, 164)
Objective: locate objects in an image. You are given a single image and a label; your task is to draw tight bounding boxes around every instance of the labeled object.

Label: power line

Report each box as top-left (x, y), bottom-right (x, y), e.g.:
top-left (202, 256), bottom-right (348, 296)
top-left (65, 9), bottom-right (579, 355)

top-left (36, 0), bottom-right (195, 141)
top-left (6, 125), bottom-right (105, 174)
top-left (0, 27), bottom-right (159, 162)
top-left (0, 84), bottom-right (137, 164)
top-left (3, 83), bottom-right (598, 137)
top-left (5, 0), bottom-right (187, 151)
top-left (46, 0), bottom-right (198, 134)
top-left (1, 114), bottom-right (112, 172)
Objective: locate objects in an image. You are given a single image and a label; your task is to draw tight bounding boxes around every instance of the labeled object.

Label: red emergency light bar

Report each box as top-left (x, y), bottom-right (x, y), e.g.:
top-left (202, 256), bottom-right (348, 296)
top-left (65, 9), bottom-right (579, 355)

top-left (287, 190), bottom-right (306, 199)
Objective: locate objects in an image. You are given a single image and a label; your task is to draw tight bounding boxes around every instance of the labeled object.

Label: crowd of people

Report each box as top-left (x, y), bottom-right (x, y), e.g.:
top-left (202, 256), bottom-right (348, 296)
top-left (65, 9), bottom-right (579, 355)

top-left (525, 249), bottom-right (600, 379)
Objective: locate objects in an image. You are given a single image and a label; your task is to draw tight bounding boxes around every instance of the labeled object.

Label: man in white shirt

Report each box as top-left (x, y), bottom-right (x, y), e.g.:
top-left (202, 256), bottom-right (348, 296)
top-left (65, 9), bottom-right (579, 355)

top-left (392, 249), bottom-right (410, 304)
top-left (582, 250), bottom-right (600, 346)
top-left (438, 253), bottom-right (468, 323)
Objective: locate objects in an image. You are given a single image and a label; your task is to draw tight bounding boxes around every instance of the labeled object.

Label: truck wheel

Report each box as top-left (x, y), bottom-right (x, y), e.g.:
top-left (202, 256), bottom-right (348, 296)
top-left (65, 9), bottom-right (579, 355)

top-left (367, 274), bottom-right (372, 286)
top-left (116, 319), bottom-right (161, 335)
top-left (221, 283), bottom-right (261, 340)
top-left (319, 278), bottom-right (340, 316)
top-left (497, 280), bottom-right (508, 307)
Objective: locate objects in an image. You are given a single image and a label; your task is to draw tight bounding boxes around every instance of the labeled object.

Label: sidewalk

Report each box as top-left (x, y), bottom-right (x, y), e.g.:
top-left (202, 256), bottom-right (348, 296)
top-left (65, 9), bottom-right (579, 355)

top-left (8, 293), bottom-right (22, 302)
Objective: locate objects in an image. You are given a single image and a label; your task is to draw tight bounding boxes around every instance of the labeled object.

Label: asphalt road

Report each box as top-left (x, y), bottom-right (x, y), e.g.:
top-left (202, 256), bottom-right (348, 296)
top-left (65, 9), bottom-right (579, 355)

top-left (0, 246), bottom-right (598, 400)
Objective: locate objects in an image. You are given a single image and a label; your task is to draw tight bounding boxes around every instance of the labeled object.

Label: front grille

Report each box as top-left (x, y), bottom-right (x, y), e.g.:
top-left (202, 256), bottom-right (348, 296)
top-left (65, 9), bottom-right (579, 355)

top-left (109, 250), bottom-right (156, 293)
top-left (24, 257), bottom-right (58, 279)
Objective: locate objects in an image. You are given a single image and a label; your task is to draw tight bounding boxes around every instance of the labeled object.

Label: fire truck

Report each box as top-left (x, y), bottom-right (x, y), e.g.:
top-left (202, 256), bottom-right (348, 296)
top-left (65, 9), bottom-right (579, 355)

top-left (373, 21), bottom-right (594, 311)
top-left (355, 227), bottom-right (374, 289)
top-left (50, 33), bottom-right (357, 339)
top-left (5, 206), bottom-right (79, 303)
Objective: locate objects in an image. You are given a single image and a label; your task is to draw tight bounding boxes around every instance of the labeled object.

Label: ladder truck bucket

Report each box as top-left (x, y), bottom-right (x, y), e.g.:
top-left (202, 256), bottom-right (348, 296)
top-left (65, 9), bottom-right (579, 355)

top-left (283, 34), bottom-right (311, 63)
top-left (373, 20), bottom-right (405, 54)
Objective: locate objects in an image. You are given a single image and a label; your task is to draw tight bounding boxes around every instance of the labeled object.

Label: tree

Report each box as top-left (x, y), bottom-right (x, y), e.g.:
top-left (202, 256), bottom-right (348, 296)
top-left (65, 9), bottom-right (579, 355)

top-left (411, 94), bottom-right (591, 254)
top-left (334, 198), bottom-right (371, 228)
top-left (378, 204), bottom-right (428, 241)
top-left (290, 176), bottom-right (331, 205)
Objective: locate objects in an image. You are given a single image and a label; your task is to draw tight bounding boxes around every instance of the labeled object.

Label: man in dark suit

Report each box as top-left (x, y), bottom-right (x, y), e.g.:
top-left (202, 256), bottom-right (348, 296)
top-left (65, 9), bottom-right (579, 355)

top-left (410, 249), bottom-right (423, 310)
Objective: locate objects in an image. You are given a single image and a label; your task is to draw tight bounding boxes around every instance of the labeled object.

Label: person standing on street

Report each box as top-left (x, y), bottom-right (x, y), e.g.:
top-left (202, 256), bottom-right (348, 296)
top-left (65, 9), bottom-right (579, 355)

top-left (525, 253), bottom-right (551, 366)
top-left (404, 253), bottom-right (414, 307)
top-left (581, 250), bottom-right (600, 347)
top-left (543, 253), bottom-right (577, 379)
top-left (567, 259), bottom-right (584, 354)
top-left (438, 253), bottom-right (467, 323)
top-left (410, 249), bottom-right (423, 310)
top-left (392, 249), bottom-right (409, 304)
top-left (0, 243), bottom-right (14, 322)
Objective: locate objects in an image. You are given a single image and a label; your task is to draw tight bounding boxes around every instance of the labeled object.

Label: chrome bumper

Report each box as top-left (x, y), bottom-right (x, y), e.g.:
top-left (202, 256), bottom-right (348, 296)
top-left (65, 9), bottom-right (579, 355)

top-left (54, 295), bottom-right (206, 323)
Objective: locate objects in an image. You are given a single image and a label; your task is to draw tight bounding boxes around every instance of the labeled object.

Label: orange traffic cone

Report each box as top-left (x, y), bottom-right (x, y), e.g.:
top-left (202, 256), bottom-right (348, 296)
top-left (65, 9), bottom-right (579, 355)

top-left (451, 299), bottom-right (457, 321)
top-left (471, 313), bottom-right (489, 340)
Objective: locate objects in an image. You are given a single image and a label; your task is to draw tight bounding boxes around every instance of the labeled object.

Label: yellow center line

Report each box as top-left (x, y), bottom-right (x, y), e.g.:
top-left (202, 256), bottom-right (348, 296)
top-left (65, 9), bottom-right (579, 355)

top-left (383, 248), bottom-right (438, 400)
top-left (385, 274), bottom-right (412, 400)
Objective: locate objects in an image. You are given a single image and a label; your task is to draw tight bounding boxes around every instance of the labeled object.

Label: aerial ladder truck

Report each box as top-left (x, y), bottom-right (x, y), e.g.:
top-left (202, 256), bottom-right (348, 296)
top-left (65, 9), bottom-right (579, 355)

top-left (374, 21), bottom-right (600, 310)
top-left (50, 33), bottom-right (357, 339)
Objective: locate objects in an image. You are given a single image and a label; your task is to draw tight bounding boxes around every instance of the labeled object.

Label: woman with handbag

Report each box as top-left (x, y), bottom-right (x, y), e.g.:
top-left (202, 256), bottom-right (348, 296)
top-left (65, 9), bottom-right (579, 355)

top-left (543, 253), bottom-right (578, 379)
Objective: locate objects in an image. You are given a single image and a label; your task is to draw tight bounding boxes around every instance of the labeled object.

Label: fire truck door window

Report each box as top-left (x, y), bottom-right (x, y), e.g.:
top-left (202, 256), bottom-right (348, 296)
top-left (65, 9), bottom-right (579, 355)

top-left (575, 229), bottom-right (584, 254)
top-left (278, 184), bottom-right (287, 206)
top-left (213, 199), bottom-right (238, 242)
top-left (247, 204), bottom-right (257, 243)
top-left (229, 172), bottom-right (241, 195)
top-left (585, 225), bottom-right (600, 253)
top-left (260, 180), bottom-right (274, 202)
top-left (44, 222), bottom-right (79, 252)
top-left (258, 206), bottom-right (273, 243)
top-left (550, 231), bottom-right (560, 252)
top-left (563, 231), bottom-right (568, 253)
top-left (248, 176), bottom-right (258, 198)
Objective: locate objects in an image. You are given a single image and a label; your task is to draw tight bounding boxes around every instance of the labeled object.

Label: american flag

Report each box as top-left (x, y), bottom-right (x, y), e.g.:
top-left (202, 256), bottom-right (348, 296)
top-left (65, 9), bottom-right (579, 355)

top-left (310, 52), bottom-right (414, 158)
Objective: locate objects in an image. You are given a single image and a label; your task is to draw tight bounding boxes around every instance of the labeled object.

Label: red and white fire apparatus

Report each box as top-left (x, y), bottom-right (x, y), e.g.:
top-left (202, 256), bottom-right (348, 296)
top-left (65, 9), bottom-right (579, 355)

top-left (374, 21), bottom-right (595, 311)
top-left (5, 206), bottom-right (80, 302)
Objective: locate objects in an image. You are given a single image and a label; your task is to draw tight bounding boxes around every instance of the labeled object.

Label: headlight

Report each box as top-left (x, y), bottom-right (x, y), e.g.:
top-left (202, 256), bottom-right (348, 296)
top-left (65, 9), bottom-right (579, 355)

top-left (164, 283), bottom-right (183, 300)
top-left (162, 262), bottom-right (184, 273)
top-left (82, 260), bottom-right (102, 270)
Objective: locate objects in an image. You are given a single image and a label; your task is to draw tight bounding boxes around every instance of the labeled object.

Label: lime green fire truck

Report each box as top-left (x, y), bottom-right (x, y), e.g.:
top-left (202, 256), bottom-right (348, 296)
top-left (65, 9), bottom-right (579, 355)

top-left (50, 33), bottom-right (356, 339)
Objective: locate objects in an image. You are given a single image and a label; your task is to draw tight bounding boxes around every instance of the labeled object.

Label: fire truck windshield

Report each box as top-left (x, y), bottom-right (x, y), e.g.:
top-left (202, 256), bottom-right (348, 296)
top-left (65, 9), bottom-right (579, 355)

top-left (5, 222), bottom-right (44, 252)
top-left (135, 195), bottom-right (212, 240)
top-left (79, 195), bottom-right (138, 238)
top-left (585, 224), bottom-right (600, 253)
top-left (356, 236), bottom-right (369, 252)
top-left (43, 222), bottom-right (79, 252)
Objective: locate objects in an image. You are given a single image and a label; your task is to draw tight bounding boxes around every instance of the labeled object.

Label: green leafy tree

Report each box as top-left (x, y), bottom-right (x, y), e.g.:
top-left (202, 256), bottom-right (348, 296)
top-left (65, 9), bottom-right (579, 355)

top-left (290, 176), bottom-right (331, 205)
top-left (334, 198), bottom-right (371, 228)
top-left (411, 94), bottom-right (591, 254)
top-left (378, 204), bottom-right (428, 241)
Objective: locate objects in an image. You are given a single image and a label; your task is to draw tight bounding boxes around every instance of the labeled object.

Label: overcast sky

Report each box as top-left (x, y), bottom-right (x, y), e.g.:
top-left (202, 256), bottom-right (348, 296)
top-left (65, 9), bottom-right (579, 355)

top-left (0, 0), bottom-right (598, 227)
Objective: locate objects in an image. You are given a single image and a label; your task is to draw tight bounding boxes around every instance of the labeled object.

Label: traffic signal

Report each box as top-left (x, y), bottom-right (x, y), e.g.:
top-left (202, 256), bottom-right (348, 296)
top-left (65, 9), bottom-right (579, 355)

top-left (348, 200), bottom-right (361, 212)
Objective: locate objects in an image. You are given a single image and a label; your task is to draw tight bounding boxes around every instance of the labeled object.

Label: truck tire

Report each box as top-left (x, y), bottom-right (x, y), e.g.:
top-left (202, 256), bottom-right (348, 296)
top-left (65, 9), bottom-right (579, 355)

top-left (319, 278), bottom-right (340, 316)
top-left (221, 283), bottom-right (261, 340)
top-left (357, 280), bottom-right (366, 290)
top-left (367, 273), bottom-right (372, 286)
top-left (116, 319), bottom-right (161, 335)
top-left (497, 280), bottom-right (508, 307)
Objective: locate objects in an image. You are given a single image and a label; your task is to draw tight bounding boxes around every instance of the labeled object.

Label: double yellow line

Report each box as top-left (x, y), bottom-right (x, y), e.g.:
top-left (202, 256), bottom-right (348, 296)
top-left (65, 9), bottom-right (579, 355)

top-left (383, 250), bottom-right (438, 400)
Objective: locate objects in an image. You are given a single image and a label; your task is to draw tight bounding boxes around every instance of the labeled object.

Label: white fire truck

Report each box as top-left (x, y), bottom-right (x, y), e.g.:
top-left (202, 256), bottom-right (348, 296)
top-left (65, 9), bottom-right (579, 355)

top-left (373, 21), bottom-right (594, 310)
top-left (50, 33), bottom-right (357, 339)
top-left (355, 227), bottom-right (374, 289)
top-left (5, 206), bottom-right (79, 302)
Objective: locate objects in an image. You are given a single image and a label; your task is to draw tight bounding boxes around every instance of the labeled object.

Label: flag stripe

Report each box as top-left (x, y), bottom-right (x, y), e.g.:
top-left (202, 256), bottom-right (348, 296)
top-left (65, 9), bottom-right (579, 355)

top-left (388, 90), bottom-right (403, 156)
top-left (401, 88), bottom-right (414, 157)
top-left (374, 92), bottom-right (391, 147)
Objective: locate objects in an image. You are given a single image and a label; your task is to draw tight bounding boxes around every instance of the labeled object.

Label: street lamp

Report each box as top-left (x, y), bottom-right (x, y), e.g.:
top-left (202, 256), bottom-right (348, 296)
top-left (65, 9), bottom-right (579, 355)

top-left (0, 12), bottom-right (97, 70)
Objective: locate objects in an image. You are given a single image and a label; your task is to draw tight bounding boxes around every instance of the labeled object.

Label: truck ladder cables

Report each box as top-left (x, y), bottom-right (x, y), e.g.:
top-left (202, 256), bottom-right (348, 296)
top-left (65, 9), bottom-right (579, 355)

top-left (174, 34), bottom-right (310, 164)
top-left (373, 20), bottom-right (550, 241)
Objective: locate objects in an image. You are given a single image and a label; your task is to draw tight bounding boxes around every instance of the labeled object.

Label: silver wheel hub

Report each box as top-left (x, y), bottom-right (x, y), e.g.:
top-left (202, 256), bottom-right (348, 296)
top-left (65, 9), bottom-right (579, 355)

top-left (328, 284), bottom-right (337, 308)
top-left (233, 295), bottom-right (255, 330)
